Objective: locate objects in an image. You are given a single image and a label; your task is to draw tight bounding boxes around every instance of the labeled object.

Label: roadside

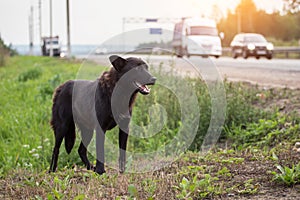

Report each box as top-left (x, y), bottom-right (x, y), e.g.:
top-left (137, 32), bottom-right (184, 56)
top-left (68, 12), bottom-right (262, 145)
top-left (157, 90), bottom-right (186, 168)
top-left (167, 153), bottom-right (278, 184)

top-left (81, 55), bottom-right (300, 89)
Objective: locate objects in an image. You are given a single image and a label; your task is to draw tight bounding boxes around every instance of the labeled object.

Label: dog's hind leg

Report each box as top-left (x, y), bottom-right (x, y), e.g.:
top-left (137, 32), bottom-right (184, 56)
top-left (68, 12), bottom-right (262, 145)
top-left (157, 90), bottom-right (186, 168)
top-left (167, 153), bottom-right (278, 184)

top-left (78, 127), bottom-right (94, 170)
top-left (49, 125), bottom-right (67, 172)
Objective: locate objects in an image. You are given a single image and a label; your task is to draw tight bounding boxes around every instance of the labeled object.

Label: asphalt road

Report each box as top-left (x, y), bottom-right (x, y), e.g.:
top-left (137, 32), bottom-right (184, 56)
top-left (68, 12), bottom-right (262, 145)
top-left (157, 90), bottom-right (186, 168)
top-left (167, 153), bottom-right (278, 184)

top-left (81, 54), bottom-right (300, 89)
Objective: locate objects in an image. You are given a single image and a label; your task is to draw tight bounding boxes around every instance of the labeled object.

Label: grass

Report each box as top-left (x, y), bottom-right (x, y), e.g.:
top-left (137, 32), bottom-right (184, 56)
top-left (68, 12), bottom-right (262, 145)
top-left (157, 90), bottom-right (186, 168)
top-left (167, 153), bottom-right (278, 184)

top-left (0, 56), bottom-right (299, 199)
top-left (0, 56), bottom-right (84, 175)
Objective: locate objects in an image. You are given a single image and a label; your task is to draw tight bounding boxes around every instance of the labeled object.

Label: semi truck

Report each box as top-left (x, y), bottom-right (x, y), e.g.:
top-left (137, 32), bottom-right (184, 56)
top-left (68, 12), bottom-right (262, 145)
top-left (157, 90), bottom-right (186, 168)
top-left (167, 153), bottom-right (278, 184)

top-left (41, 36), bottom-right (61, 56)
top-left (172, 17), bottom-right (223, 58)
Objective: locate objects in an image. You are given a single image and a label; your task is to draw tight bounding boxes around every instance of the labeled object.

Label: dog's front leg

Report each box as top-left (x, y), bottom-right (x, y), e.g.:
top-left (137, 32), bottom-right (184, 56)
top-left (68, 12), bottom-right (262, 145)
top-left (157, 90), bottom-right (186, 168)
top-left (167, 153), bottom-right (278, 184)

top-left (95, 126), bottom-right (106, 175)
top-left (119, 128), bottom-right (128, 173)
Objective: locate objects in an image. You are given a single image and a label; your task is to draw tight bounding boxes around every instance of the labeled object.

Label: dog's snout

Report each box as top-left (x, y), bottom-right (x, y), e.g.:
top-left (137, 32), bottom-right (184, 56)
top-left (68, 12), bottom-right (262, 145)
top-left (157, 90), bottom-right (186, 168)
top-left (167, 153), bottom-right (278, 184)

top-left (151, 77), bottom-right (157, 84)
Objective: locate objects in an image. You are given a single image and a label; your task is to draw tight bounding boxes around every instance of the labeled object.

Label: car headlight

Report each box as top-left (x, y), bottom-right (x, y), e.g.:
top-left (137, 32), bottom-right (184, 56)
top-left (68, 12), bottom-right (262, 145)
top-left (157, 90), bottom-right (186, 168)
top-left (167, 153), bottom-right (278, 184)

top-left (247, 44), bottom-right (255, 50)
top-left (267, 43), bottom-right (274, 50)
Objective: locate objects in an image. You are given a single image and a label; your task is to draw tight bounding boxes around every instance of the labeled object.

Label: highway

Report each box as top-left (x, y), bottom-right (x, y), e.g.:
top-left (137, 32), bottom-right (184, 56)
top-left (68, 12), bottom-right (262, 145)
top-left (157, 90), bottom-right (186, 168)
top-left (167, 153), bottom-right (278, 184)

top-left (80, 54), bottom-right (300, 89)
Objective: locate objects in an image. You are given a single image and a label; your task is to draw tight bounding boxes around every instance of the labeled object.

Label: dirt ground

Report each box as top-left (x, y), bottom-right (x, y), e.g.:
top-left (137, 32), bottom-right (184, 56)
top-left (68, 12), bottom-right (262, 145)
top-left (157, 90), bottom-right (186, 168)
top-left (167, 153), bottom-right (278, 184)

top-left (0, 149), bottom-right (299, 199)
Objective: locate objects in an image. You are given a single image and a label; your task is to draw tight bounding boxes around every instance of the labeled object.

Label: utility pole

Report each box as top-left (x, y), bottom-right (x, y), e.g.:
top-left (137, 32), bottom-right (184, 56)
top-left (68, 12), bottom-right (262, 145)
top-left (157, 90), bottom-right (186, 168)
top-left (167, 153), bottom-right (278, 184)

top-left (49, 0), bottom-right (53, 57)
top-left (29, 6), bottom-right (34, 55)
top-left (66, 0), bottom-right (71, 57)
top-left (39, 0), bottom-right (42, 52)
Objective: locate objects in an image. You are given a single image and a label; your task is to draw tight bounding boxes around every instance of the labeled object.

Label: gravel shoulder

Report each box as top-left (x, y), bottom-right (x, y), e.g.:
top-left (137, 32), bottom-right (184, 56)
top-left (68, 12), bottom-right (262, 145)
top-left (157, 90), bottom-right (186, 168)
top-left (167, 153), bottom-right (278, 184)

top-left (217, 65), bottom-right (300, 89)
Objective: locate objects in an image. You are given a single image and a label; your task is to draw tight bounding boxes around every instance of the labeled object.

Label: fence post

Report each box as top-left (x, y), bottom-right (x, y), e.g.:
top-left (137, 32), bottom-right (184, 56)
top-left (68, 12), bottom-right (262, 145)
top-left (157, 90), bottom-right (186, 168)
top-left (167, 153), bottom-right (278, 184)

top-left (285, 51), bottom-right (289, 58)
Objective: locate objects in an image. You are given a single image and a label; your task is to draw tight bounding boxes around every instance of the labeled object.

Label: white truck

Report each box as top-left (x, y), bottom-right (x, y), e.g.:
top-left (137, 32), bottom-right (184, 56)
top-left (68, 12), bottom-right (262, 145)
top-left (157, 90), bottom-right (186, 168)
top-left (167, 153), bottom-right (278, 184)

top-left (172, 17), bottom-right (223, 58)
top-left (41, 36), bottom-right (61, 56)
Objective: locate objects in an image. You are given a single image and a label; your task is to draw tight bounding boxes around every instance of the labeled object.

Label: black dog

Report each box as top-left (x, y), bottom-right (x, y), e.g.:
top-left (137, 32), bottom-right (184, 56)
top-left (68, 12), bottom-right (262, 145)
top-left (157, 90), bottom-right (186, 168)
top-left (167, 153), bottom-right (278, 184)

top-left (49, 55), bottom-right (156, 174)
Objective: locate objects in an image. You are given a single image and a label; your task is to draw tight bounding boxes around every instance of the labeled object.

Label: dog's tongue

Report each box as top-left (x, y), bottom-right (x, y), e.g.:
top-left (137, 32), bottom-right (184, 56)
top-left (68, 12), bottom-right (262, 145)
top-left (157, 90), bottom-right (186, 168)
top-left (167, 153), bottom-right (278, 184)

top-left (139, 85), bottom-right (150, 94)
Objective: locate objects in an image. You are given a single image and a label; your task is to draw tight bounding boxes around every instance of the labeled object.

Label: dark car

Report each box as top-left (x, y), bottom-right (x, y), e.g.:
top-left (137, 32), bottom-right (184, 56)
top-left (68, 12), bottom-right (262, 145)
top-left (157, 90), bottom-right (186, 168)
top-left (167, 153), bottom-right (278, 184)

top-left (230, 33), bottom-right (273, 59)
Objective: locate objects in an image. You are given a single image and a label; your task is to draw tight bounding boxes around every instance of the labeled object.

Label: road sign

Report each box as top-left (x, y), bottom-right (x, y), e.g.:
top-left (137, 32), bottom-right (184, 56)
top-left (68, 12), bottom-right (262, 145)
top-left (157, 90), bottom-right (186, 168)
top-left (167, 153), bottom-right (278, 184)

top-left (150, 28), bottom-right (162, 34)
top-left (146, 18), bottom-right (158, 23)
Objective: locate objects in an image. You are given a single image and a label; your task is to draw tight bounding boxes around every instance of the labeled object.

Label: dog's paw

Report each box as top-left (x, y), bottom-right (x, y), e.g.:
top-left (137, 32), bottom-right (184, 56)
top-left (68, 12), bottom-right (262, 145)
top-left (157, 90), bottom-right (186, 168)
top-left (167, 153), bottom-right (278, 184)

top-left (94, 168), bottom-right (106, 175)
top-left (87, 163), bottom-right (95, 171)
top-left (119, 161), bottom-right (126, 173)
top-left (48, 167), bottom-right (56, 173)
top-left (94, 169), bottom-right (106, 175)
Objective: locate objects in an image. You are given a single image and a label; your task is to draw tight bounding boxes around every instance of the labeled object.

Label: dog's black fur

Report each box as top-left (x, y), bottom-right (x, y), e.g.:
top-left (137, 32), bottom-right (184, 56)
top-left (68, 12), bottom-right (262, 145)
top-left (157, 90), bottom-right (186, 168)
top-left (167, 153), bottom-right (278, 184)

top-left (49, 55), bottom-right (156, 174)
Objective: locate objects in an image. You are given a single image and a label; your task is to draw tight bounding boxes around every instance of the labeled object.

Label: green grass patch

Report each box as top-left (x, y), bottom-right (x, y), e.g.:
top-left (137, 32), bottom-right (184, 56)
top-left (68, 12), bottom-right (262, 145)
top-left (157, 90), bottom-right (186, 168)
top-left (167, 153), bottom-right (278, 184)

top-left (0, 56), bottom-right (82, 175)
top-left (0, 55), bottom-right (299, 199)
top-left (1, 56), bottom-right (299, 176)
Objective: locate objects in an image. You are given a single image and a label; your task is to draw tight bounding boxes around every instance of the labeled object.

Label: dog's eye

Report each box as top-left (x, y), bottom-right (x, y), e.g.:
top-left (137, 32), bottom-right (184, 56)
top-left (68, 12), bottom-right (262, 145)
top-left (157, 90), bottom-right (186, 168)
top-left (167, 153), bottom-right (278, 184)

top-left (139, 64), bottom-right (147, 69)
top-left (137, 65), bottom-right (143, 71)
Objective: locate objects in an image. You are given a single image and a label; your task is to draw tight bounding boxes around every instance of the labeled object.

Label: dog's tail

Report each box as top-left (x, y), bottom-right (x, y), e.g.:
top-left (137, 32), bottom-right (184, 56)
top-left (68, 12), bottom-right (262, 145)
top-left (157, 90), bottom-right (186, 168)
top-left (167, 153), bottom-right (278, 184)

top-left (50, 84), bottom-right (63, 132)
top-left (50, 81), bottom-right (76, 154)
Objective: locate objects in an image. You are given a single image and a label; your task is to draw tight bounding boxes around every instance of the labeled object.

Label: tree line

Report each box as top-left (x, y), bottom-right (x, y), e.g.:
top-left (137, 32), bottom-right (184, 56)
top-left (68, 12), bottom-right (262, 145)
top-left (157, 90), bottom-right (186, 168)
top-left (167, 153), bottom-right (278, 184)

top-left (0, 35), bottom-right (17, 66)
top-left (217, 0), bottom-right (300, 46)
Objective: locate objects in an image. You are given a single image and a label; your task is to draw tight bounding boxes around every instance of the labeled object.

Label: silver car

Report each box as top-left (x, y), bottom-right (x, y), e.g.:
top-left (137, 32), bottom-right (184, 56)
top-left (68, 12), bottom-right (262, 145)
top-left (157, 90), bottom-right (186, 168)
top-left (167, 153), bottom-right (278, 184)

top-left (230, 33), bottom-right (273, 59)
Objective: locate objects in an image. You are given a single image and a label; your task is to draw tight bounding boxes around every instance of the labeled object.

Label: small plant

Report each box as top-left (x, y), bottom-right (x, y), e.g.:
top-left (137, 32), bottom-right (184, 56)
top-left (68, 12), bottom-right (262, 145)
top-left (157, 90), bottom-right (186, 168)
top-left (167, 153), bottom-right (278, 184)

top-left (272, 162), bottom-right (300, 186)
top-left (128, 184), bottom-right (138, 199)
top-left (142, 178), bottom-right (157, 199)
top-left (174, 174), bottom-right (220, 199)
top-left (217, 166), bottom-right (231, 177)
top-left (238, 179), bottom-right (258, 195)
top-left (18, 68), bottom-right (42, 82)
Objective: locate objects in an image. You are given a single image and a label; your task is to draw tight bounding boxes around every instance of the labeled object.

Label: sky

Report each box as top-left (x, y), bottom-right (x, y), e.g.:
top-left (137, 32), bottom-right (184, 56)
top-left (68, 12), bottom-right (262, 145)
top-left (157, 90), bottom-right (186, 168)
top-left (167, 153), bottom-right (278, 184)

top-left (0, 0), bottom-right (284, 45)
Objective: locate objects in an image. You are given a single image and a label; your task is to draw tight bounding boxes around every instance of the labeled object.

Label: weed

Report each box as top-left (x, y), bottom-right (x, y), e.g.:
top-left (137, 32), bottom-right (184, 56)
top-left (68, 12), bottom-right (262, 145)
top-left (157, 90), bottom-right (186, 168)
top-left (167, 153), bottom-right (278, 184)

top-left (232, 179), bottom-right (258, 195)
top-left (141, 178), bottom-right (157, 199)
top-left (128, 184), bottom-right (138, 199)
top-left (272, 162), bottom-right (300, 186)
top-left (174, 174), bottom-right (221, 199)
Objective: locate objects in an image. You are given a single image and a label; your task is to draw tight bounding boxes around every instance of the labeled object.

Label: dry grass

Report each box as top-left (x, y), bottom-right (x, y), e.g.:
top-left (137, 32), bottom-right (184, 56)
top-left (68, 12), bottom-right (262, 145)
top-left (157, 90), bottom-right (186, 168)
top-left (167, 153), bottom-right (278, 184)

top-left (1, 148), bottom-right (299, 200)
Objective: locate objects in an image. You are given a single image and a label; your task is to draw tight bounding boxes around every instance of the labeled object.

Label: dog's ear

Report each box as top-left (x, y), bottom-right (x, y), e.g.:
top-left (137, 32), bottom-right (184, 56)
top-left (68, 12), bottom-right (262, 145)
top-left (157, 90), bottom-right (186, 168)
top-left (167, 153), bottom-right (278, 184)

top-left (109, 55), bottom-right (127, 71)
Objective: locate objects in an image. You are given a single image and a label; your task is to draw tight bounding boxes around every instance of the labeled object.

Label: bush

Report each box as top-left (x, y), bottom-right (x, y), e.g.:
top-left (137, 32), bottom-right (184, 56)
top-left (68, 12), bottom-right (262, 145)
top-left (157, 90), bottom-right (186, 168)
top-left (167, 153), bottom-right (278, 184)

top-left (18, 68), bottom-right (43, 82)
top-left (38, 74), bottom-right (61, 101)
top-left (107, 65), bottom-right (268, 153)
top-left (225, 113), bottom-right (300, 148)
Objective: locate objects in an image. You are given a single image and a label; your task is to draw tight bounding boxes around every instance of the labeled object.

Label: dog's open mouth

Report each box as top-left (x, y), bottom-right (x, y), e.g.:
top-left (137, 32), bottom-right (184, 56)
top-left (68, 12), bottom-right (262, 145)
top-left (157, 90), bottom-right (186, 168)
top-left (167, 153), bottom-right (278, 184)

top-left (134, 81), bottom-right (151, 95)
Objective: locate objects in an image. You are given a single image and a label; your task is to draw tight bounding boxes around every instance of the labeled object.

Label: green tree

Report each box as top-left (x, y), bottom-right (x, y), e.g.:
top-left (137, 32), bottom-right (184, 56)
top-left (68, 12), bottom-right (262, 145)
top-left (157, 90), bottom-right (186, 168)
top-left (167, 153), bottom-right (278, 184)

top-left (217, 0), bottom-right (300, 46)
top-left (217, 9), bottom-right (238, 46)
top-left (236, 0), bottom-right (257, 33)
top-left (0, 34), bottom-right (17, 66)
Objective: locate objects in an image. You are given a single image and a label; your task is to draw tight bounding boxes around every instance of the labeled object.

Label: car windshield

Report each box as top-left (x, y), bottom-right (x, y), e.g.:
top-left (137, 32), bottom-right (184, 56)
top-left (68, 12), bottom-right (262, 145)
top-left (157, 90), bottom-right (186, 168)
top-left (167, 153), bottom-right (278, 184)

top-left (190, 26), bottom-right (218, 36)
top-left (46, 40), bottom-right (59, 45)
top-left (244, 35), bottom-right (267, 43)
